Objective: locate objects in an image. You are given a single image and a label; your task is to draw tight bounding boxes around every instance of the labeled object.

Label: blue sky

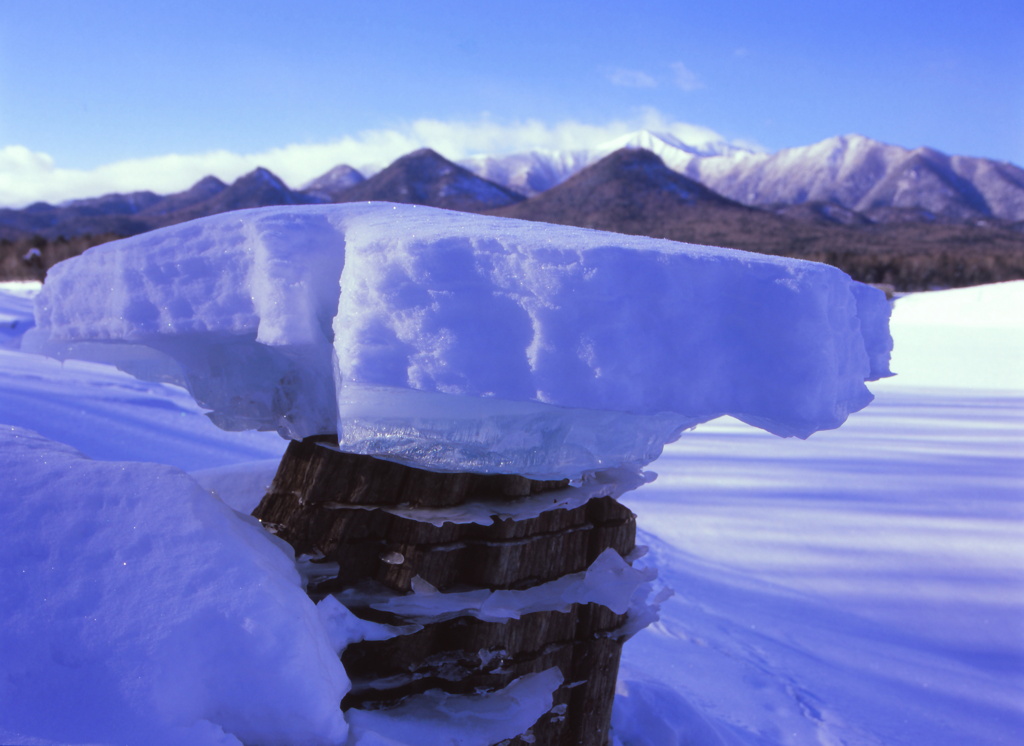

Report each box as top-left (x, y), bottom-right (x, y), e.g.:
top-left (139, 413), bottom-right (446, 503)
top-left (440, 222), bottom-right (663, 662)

top-left (1, 0), bottom-right (1020, 206)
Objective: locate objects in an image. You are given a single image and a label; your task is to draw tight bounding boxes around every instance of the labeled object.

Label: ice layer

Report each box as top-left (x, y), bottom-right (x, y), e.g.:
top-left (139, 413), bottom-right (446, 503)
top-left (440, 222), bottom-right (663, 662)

top-left (26, 202), bottom-right (892, 479)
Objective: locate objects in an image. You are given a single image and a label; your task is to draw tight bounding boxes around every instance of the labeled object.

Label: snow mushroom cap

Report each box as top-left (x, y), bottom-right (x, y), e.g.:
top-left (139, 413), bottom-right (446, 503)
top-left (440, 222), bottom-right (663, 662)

top-left (27, 202), bottom-right (892, 479)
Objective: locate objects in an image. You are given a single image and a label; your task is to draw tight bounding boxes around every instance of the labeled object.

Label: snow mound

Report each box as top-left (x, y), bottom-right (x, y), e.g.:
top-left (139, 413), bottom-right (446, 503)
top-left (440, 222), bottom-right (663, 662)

top-left (27, 203), bottom-right (892, 479)
top-left (0, 426), bottom-right (348, 746)
top-left (0, 280), bottom-right (39, 350)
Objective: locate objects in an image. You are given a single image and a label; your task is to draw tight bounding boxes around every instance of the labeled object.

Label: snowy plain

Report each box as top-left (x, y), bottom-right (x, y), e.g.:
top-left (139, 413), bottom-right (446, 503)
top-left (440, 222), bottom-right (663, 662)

top-left (1, 273), bottom-right (1022, 745)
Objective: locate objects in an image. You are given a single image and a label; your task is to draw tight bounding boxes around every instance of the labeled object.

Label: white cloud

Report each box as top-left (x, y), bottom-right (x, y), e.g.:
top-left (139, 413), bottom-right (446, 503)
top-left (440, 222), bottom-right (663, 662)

top-left (670, 61), bottom-right (704, 92)
top-left (606, 68), bottom-right (658, 88)
top-left (0, 110), bottom-right (752, 208)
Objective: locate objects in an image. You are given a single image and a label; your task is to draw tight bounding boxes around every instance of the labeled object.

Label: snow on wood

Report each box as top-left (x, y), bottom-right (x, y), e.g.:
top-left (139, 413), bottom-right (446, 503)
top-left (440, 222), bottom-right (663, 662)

top-left (25, 202), bottom-right (892, 479)
top-left (9, 205), bottom-right (902, 744)
top-left (254, 439), bottom-right (644, 744)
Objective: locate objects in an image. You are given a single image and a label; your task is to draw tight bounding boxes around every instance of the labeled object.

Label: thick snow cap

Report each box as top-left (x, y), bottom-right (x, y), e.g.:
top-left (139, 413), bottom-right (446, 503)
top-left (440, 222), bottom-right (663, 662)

top-left (27, 203), bottom-right (892, 479)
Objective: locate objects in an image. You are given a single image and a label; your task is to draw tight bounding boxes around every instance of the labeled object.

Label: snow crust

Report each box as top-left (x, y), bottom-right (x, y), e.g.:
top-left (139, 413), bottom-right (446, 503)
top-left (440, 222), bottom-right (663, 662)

top-left (27, 202), bottom-right (891, 479)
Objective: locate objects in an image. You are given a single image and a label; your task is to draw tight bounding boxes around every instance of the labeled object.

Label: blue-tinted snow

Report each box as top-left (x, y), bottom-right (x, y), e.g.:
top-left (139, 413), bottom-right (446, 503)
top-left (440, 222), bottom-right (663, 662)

top-left (26, 203), bottom-right (891, 479)
top-left (0, 280), bottom-right (1020, 745)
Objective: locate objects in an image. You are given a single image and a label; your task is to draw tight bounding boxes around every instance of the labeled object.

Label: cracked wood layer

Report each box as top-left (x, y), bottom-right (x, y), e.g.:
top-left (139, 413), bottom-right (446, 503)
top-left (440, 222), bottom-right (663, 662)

top-left (253, 436), bottom-right (636, 746)
top-left (343, 603), bottom-right (624, 745)
top-left (254, 437), bottom-right (635, 593)
top-left (256, 436), bottom-right (569, 510)
top-left (342, 602), bottom-right (625, 703)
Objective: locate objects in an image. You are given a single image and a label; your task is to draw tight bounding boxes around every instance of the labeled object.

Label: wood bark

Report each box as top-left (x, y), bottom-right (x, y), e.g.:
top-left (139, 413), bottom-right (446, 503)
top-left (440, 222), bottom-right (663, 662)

top-left (253, 436), bottom-right (639, 745)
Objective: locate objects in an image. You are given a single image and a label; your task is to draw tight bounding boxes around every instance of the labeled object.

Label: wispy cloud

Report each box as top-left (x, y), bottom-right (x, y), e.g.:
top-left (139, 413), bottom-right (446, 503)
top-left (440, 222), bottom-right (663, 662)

top-left (0, 110), bottom-right (751, 207)
top-left (670, 61), bottom-right (704, 92)
top-left (606, 68), bottom-right (658, 88)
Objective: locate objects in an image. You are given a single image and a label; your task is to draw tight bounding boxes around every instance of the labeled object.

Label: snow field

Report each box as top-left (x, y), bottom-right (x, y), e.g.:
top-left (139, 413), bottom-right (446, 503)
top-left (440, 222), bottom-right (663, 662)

top-left (615, 282), bottom-right (1024, 745)
top-left (1, 275), bottom-right (1020, 744)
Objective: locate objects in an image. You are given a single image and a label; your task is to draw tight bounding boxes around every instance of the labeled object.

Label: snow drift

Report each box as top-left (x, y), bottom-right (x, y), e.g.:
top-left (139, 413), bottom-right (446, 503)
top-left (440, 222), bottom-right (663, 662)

top-left (0, 425), bottom-right (348, 746)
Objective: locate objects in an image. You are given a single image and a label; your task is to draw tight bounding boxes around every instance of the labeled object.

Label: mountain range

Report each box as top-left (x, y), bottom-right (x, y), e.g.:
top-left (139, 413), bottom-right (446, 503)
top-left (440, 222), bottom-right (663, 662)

top-left (466, 130), bottom-right (1024, 225)
top-left (331, 148), bottom-right (523, 212)
top-left (2, 130), bottom-right (1022, 289)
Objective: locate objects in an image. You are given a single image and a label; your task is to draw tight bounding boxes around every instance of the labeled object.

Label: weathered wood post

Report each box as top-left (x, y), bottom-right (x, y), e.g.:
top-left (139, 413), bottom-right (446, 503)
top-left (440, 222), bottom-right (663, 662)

top-left (253, 436), bottom-right (646, 744)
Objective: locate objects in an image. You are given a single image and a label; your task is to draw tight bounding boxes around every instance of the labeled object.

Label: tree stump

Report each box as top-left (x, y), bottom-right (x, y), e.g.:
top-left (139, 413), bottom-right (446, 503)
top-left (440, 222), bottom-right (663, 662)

top-left (253, 435), bottom-right (642, 745)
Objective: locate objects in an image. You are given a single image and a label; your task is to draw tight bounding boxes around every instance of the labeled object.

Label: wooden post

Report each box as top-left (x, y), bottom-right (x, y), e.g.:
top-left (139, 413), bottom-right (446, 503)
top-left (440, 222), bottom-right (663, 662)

top-left (253, 435), bottom-right (640, 745)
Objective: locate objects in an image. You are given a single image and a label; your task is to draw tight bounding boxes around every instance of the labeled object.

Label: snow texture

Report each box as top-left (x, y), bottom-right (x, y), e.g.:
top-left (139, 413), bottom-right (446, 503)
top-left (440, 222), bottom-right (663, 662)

top-left (26, 202), bottom-right (891, 479)
top-left (0, 280), bottom-right (1020, 745)
top-left (880, 281), bottom-right (1024, 390)
top-left (0, 280), bottom-right (38, 350)
top-left (0, 426), bottom-right (348, 746)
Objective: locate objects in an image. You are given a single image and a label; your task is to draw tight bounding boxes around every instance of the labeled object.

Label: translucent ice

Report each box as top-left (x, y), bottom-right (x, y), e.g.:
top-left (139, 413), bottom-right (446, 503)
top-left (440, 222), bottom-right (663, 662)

top-left (27, 203), bottom-right (892, 479)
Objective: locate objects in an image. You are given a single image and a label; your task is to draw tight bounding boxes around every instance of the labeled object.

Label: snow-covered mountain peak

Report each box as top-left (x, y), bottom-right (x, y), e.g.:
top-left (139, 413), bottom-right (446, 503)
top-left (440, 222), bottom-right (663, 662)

top-left (597, 129), bottom-right (755, 160)
top-left (588, 131), bottom-right (735, 180)
top-left (685, 134), bottom-right (914, 209)
top-left (301, 164), bottom-right (364, 195)
top-left (599, 130), bottom-right (696, 155)
top-left (774, 134), bottom-right (899, 167)
top-left (459, 128), bottom-right (764, 198)
top-left (821, 132), bottom-right (880, 149)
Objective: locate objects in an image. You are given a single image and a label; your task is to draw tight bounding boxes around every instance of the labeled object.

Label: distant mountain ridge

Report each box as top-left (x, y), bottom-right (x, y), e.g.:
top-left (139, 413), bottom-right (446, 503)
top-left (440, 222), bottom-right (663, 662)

top-left (3, 130), bottom-right (1023, 290)
top-left (138, 175), bottom-right (228, 220)
top-left (466, 131), bottom-right (1024, 225)
top-left (488, 147), bottom-right (1024, 292)
top-left (330, 148), bottom-right (523, 212)
top-left (0, 167), bottom-right (318, 240)
top-left (683, 134), bottom-right (1024, 223)
top-left (4, 130), bottom-right (1022, 241)
top-left (458, 130), bottom-right (756, 197)
top-left (492, 148), bottom-right (755, 232)
top-left (301, 165), bottom-right (365, 202)
top-left (0, 150), bottom-right (522, 241)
